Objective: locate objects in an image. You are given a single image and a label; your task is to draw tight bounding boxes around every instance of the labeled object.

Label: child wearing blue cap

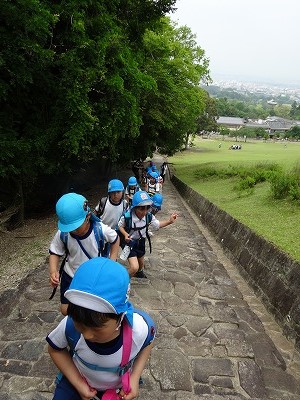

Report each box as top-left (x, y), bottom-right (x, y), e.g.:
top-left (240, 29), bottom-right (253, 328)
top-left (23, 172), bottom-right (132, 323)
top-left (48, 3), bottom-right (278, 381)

top-left (49, 193), bottom-right (120, 315)
top-left (94, 179), bottom-right (128, 229)
top-left (46, 258), bottom-right (156, 400)
top-left (118, 191), bottom-right (177, 278)
top-left (124, 176), bottom-right (141, 207)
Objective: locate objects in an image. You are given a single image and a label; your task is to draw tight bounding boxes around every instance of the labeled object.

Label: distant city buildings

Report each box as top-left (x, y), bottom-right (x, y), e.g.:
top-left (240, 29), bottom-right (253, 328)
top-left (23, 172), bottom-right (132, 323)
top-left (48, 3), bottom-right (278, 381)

top-left (210, 79), bottom-right (300, 103)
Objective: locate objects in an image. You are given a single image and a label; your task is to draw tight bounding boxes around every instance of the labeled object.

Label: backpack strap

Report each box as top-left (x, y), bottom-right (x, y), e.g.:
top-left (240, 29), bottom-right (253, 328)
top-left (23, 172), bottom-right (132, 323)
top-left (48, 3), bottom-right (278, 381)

top-left (65, 316), bottom-right (81, 355)
top-left (93, 221), bottom-right (106, 257)
top-left (96, 196), bottom-right (108, 217)
top-left (145, 212), bottom-right (153, 254)
top-left (64, 317), bottom-right (133, 382)
top-left (48, 232), bottom-right (69, 300)
top-left (124, 211), bottom-right (153, 253)
top-left (133, 308), bottom-right (156, 350)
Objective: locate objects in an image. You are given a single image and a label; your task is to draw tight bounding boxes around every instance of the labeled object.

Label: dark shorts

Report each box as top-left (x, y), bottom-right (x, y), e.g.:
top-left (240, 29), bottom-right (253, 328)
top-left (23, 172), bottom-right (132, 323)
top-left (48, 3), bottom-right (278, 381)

top-left (60, 270), bottom-right (72, 304)
top-left (54, 375), bottom-right (105, 400)
top-left (128, 238), bottom-right (146, 259)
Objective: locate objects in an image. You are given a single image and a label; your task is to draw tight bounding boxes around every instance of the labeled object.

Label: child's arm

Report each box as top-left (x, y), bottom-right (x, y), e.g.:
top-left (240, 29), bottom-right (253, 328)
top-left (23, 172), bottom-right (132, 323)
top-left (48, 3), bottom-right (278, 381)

top-left (118, 226), bottom-right (131, 243)
top-left (48, 346), bottom-right (97, 400)
top-left (120, 342), bottom-right (154, 400)
top-left (109, 235), bottom-right (120, 261)
top-left (159, 212), bottom-right (178, 228)
top-left (49, 254), bottom-right (60, 287)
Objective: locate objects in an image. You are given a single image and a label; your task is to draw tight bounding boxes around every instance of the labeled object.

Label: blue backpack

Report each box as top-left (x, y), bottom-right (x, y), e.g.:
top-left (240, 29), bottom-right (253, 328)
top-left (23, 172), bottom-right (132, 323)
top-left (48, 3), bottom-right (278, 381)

top-left (49, 221), bottom-right (106, 300)
top-left (54, 309), bottom-right (155, 375)
top-left (60, 220), bottom-right (106, 259)
top-left (119, 210), bottom-right (153, 253)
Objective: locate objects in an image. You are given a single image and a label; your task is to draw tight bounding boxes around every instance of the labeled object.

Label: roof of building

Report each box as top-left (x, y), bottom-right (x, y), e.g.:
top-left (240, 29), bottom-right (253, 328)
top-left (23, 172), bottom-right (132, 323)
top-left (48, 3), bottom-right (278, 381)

top-left (217, 117), bottom-right (245, 125)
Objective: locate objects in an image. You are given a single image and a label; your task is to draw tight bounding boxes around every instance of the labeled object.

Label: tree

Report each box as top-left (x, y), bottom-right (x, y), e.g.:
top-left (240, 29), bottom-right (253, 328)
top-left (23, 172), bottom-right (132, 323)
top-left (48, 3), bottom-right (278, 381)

top-left (139, 18), bottom-right (210, 155)
top-left (0, 0), bottom-right (176, 216)
top-left (196, 91), bottom-right (219, 133)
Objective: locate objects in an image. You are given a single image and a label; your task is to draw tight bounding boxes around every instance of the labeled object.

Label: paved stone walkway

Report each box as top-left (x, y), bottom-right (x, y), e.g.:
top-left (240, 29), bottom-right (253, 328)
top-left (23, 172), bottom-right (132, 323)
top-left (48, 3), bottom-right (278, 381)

top-left (1, 175), bottom-right (300, 399)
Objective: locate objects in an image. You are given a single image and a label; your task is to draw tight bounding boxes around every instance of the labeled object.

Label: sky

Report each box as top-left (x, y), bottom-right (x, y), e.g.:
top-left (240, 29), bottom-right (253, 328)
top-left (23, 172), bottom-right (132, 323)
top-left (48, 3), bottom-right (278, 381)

top-left (169, 0), bottom-right (300, 86)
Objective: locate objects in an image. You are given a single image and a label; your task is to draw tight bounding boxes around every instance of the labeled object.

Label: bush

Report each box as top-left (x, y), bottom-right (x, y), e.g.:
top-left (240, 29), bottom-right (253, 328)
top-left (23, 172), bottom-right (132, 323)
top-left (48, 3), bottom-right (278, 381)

top-left (289, 185), bottom-right (300, 201)
top-left (269, 172), bottom-right (293, 199)
top-left (234, 176), bottom-right (255, 196)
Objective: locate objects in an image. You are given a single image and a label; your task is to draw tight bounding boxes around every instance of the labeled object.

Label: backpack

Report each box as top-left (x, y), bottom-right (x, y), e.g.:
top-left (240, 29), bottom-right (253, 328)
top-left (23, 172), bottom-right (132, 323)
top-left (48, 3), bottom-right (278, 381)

top-left (118, 210), bottom-right (153, 253)
top-left (49, 221), bottom-right (106, 300)
top-left (57, 309), bottom-right (155, 399)
top-left (96, 196), bottom-right (127, 218)
top-left (60, 221), bottom-right (105, 259)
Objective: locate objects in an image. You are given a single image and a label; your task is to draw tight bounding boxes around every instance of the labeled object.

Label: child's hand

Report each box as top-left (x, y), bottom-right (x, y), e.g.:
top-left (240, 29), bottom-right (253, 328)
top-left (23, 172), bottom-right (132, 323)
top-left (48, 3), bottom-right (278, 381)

top-left (118, 379), bottom-right (139, 400)
top-left (77, 377), bottom-right (97, 400)
top-left (125, 234), bottom-right (131, 243)
top-left (169, 212), bottom-right (178, 223)
top-left (50, 271), bottom-right (59, 287)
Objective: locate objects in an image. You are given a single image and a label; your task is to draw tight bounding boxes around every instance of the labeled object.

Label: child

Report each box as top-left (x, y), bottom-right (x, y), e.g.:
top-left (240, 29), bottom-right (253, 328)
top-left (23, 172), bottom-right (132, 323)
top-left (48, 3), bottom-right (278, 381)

top-left (118, 191), bottom-right (178, 278)
top-left (94, 179), bottom-right (127, 229)
top-left (49, 193), bottom-right (120, 315)
top-left (150, 193), bottom-right (163, 216)
top-left (46, 257), bottom-right (156, 400)
top-left (160, 161), bottom-right (169, 183)
top-left (124, 176), bottom-right (141, 207)
top-left (145, 171), bottom-right (160, 197)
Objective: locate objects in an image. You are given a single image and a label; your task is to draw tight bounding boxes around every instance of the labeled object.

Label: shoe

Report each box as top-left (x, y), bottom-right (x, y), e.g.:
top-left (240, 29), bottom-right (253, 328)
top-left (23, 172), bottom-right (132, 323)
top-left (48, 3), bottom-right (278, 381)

top-left (135, 270), bottom-right (147, 279)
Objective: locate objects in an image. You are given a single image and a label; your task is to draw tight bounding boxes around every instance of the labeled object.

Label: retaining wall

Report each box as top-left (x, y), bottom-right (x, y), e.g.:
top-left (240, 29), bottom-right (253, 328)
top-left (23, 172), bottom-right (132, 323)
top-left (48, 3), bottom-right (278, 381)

top-left (171, 175), bottom-right (300, 349)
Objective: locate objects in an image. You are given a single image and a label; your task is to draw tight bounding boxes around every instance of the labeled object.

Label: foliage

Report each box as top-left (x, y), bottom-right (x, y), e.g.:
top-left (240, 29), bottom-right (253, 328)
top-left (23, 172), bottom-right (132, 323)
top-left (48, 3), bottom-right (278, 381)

top-left (290, 101), bottom-right (300, 119)
top-left (0, 1), bottom-right (209, 178)
top-left (233, 176), bottom-right (255, 196)
top-left (169, 139), bottom-right (300, 260)
top-left (140, 18), bottom-right (210, 156)
top-left (196, 92), bottom-right (219, 133)
top-left (286, 125), bottom-right (300, 140)
top-left (269, 164), bottom-right (300, 201)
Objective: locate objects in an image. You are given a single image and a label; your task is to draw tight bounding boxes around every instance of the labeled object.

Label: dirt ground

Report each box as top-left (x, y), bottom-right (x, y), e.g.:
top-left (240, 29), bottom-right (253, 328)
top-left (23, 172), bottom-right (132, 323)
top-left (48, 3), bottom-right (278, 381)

top-left (0, 186), bottom-right (102, 292)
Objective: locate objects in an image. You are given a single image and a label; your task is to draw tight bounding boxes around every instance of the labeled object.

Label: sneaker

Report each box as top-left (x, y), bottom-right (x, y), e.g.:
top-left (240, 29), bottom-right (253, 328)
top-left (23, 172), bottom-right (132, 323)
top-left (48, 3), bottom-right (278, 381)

top-left (135, 270), bottom-right (147, 279)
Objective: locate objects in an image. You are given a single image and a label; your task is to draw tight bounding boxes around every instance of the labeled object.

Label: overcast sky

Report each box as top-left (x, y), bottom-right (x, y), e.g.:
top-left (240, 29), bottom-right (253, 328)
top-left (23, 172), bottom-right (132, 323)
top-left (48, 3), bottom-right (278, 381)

top-left (169, 0), bottom-right (300, 85)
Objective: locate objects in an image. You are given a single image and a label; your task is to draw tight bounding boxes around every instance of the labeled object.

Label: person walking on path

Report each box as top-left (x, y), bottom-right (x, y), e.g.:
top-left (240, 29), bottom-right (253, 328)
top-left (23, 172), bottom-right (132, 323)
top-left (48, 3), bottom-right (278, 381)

top-left (94, 179), bottom-right (127, 229)
top-left (46, 257), bottom-right (156, 400)
top-left (49, 193), bottom-right (119, 315)
top-left (118, 191), bottom-right (177, 278)
top-left (124, 176), bottom-right (141, 208)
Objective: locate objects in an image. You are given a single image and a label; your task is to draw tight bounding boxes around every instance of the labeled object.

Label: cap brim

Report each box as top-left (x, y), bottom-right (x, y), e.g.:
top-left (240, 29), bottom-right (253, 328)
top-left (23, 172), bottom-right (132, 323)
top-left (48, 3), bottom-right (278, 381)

top-left (58, 217), bottom-right (86, 232)
top-left (65, 289), bottom-right (117, 313)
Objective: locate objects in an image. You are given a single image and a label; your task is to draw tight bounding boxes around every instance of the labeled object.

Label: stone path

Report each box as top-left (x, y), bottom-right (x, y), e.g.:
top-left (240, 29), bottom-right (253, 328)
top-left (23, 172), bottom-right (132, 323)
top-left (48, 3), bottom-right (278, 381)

top-left (1, 175), bottom-right (300, 399)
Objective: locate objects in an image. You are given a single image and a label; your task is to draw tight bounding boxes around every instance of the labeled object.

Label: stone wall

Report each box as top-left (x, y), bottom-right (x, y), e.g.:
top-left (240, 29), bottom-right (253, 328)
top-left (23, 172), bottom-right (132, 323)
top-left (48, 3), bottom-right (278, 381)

top-left (171, 175), bottom-right (300, 349)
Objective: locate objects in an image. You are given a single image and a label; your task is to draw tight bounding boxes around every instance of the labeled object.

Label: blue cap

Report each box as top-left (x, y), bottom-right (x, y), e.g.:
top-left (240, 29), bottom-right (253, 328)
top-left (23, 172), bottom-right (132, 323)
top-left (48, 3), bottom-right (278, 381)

top-left (128, 176), bottom-right (137, 186)
top-left (65, 258), bottom-right (133, 326)
top-left (108, 179), bottom-right (124, 193)
top-left (56, 193), bottom-right (88, 232)
top-left (131, 191), bottom-right (153, 208)
top-left (152, 193), bottom-right (163, 207)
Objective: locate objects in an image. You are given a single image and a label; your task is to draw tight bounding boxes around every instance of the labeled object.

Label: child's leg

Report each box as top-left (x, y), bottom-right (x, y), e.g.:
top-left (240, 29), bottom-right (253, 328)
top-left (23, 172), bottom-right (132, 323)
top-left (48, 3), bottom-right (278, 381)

top-left (137, 255), bottom-right (145, 271)
top-left (127, 256), bottom-right (140, 277)
top-left (54, 376), bottom-right (81, 400)
top-left (60, 270), bottom-right (72, 316)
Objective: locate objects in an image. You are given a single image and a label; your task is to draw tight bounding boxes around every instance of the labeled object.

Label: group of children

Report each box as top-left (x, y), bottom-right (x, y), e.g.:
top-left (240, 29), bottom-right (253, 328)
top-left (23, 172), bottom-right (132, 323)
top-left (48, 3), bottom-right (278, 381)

top-left (46, 160), bottom-right (177, 399)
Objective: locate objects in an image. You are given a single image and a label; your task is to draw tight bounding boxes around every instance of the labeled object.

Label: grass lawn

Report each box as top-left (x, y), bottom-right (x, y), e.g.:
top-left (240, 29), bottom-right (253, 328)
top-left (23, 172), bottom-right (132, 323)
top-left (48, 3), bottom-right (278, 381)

top-left (169, 137), bottom-right (300, 261)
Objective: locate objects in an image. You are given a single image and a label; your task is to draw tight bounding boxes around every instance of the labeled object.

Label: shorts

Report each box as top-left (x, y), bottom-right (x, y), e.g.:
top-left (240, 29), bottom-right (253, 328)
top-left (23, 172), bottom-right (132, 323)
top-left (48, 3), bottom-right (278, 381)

top-left (60, 270), bottom-right (72, 304)
top-left (54, 375), bottom-right (105, 400)
top-left (128, 238), bottom-right (146, 259)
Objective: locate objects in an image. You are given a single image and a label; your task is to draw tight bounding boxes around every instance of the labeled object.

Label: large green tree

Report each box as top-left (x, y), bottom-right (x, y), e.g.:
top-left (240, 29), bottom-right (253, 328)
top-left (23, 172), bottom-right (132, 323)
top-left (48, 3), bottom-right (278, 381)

top-left (139, 18), bottom-right (210, 155)
top-left (0, 1), bottom-right (176, 205)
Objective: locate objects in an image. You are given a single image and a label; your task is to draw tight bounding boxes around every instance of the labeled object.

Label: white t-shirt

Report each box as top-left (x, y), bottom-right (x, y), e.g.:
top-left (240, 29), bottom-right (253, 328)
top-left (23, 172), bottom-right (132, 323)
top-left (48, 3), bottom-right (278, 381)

top-left (49, 222), bottom-right (118, 278)
top-left (46, 313), bottom-right (151, 390)
top-left (118, 210), bottom-right (160, 240)
top-left (95, 197), bottom-right (127, 229)
top-left (147, 180), bottom-right (160, 196)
